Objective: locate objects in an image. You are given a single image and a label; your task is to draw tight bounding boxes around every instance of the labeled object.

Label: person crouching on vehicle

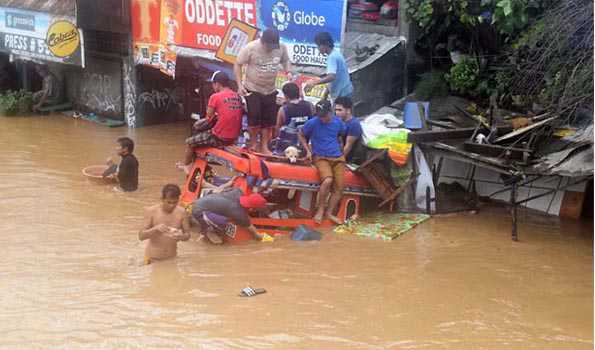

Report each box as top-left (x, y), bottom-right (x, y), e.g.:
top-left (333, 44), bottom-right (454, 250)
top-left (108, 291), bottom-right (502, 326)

top-left (178, 71), bottom-right (243, 173)
top-left (298, 100), bottom-right (346, 225)
top-left (191, 181), bottom-right (270, 242)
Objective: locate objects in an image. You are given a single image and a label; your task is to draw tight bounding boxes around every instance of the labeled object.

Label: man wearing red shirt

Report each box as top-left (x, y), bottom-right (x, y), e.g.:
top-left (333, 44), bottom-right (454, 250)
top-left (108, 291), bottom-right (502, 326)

top-left (179, 71), bottom-right (243, 171)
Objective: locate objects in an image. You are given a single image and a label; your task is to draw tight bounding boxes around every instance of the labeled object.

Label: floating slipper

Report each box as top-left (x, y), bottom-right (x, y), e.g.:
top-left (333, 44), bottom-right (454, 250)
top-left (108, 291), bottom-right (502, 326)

top-left (239, 286), bottom-right (266, 297)
top-left (204, 231), bottom-right (223, 245)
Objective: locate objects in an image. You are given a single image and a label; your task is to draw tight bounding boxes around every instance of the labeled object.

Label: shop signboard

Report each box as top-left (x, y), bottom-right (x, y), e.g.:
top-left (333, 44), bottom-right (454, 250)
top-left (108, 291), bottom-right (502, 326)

top-left (180, 0), bottom-right (257, 51)
top-left (131, 0), bottom-right (177, 77)
top-left (0, 6), bottom-right (85, 66)
top-left (215, 18), bottom-right (258, 64)
top-left (257, 0), bottom-right (347, 66)
top-left (132, 0), bottom-right (346, 74)
top-left (275, 71), bottom-right (327, 104)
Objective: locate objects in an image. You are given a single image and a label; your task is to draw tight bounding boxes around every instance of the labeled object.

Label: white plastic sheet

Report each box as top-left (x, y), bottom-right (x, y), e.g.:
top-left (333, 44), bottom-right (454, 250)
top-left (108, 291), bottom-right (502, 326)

top-left (414, 147), bottom-right (436, 212)
top-left (361, 113), bottom-right (404, 145)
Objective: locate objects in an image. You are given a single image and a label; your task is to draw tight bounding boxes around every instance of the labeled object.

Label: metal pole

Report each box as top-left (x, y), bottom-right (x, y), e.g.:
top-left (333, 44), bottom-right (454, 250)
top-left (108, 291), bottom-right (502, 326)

top-left (511, 180), bottom-right (518, 241)
top-left (426, 186), bottom-right (432, 214)
top-left (515, 177), bottom-right (592, 206)
top-left (488, 175), bottom-right (542, 198)
top-left (466, 164), bottom-right (477, 193)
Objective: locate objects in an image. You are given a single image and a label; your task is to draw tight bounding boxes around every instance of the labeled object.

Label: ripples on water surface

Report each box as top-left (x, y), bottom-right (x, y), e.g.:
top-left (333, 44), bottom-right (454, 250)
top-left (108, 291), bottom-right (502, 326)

top-left (0, 115), bottom-right (592, 349)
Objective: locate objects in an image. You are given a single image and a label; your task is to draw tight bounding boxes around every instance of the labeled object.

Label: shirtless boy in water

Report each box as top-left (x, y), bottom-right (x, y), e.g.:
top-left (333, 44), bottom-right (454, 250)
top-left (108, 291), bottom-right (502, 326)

top-left (139, 184), bottom-right (190, 263)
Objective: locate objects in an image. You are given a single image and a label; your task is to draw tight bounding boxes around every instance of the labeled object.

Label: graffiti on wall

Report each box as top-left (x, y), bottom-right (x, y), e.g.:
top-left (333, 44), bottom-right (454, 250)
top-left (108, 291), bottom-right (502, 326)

top-left (79, 73), bottom-right (122, 114)
top-left (138, 88), bottom-right (182, 112)
top-left (123, 63), bottom-right (137, 127)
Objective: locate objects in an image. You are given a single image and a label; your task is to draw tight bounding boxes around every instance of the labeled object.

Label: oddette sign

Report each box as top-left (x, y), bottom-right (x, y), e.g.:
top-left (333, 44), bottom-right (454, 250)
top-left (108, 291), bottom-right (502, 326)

top-left (46, 20), bottom-right (80, 58)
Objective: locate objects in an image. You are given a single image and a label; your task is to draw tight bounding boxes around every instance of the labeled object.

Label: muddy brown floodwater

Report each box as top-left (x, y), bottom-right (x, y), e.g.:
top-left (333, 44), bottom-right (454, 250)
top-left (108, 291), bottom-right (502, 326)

top-left (0, 114), bottom-right (592, 350)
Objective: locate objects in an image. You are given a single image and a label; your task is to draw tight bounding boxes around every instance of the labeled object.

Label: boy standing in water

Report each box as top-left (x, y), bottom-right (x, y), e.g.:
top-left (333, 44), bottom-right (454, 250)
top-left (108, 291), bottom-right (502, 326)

top-left (139, 184), bottom-right (191, 264)
top-left (105, 137), bottom-right (139, 192)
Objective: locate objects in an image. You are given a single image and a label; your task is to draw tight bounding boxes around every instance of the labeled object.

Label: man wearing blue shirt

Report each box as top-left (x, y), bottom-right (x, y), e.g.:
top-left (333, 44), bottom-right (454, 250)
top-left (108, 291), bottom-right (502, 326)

top-left (334, 96), bottom-right (364, 164)
top-left (298, 100), bottom-right (346, 225)
top-left (304, 32), bottom-right (353, 101)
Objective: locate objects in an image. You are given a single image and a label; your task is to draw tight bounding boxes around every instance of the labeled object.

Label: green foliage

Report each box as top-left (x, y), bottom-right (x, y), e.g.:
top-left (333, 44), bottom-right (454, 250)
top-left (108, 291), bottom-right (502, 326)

top-left (498, 0), bottom-right (594, 114)
top-left (491, 0), bottom-right (542, 36)
top-left (406, 0), bottom-right (434, 30)
top-left (445, 59), bottom-right (480, 95)
top-left (0, 90), bottom-right (33, 116)
top-left (512, 20), bottom-right (545, 49)
top-left (404, 0), bottom-right (549, 40)
top-left (414, 71), bottom-right (449, 100)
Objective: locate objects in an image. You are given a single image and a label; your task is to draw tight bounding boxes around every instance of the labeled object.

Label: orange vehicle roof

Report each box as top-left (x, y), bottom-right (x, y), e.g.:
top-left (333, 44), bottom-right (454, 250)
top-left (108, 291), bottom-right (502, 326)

top-left (194, 147), bottom-right (371, 189)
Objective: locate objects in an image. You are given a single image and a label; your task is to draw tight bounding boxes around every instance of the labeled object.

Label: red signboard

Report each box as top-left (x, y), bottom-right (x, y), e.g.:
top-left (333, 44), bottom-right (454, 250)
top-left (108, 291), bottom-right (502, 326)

top-left (131, 0), bottom-right (162, 43)
top-left (132, 0), bottom-right (177, 77)
top-left (180, 0), bottom-right (257, 51)
top-left (131, 0), bottom-right (258, 76)
top-left (133, 0), bottom-right (257, 51)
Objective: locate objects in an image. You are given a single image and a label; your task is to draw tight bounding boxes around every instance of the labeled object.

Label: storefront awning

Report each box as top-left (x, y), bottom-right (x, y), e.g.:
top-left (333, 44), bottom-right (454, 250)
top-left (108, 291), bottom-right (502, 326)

top-left (0, 0), bottom-right (76, 17)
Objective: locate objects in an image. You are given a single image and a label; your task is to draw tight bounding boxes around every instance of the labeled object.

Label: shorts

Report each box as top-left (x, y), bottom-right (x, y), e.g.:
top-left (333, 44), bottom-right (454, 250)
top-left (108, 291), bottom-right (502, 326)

top-left (245, 90), bottom-right (278, 128)
top-left (314, 156), bottom-right (345, 193)
top-left (185, 130), bottom-right (227, 148)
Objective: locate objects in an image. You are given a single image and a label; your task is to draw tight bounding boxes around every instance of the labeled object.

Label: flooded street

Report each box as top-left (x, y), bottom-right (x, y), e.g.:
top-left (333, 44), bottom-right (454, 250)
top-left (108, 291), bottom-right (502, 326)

top-left (0, 115), bottom-right (592, 349)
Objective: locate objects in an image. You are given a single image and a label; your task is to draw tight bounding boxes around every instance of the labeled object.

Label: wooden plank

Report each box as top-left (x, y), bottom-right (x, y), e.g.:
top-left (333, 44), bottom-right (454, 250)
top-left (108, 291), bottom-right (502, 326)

top-left (408, 126), bottom-right (513, 143)
top-left (494, 116), bottom-right (557, 143)
top-left (454, 105), bottom-right (489, 128)
top-left (378, 175), bottom-right (417, 208)
top-left (431, 142), bottom-right (511, 169)
top-left (38, 102), bottom-right (73, 112)
top-left (426, 119), bottom-right (456, 129)
top-left (559, 191), bottom-right (585, 219)
top-left (463, 141), bottom-right (532, 160)
top-left (408, 127), bottom-right (477, 143)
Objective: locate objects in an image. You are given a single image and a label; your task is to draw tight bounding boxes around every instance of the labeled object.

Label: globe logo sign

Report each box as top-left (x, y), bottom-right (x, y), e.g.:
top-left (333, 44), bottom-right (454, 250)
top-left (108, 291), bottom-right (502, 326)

top-left (271, 1), bottom-right (290, 31)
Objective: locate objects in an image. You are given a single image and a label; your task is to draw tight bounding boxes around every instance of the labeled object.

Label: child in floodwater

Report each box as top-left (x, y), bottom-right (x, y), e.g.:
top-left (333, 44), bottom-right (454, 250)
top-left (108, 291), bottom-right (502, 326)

top-left (104, 137), bottom-right (139, 192)
top-left (139, 184), bottom-right (190, 264)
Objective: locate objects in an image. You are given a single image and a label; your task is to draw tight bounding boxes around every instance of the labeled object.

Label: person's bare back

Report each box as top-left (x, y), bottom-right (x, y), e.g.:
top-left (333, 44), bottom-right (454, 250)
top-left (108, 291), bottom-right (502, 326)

top-left (139, 185), bottom-right (190, 263)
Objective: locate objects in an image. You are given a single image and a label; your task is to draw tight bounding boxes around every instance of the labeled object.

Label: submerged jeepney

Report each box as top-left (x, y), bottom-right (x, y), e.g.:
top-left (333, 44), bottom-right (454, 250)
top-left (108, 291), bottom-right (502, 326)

top-left (180, 146), bottom-right (382, 243)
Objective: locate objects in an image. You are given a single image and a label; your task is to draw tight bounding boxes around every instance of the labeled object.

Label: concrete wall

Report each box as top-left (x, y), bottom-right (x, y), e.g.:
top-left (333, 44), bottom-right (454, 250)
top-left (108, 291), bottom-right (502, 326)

top-left (135, 65), bottom-right (186, 126)
top-left (352, 44), bottom-right (406, 116)
top-left (64, 56), bottom-right (124, 120)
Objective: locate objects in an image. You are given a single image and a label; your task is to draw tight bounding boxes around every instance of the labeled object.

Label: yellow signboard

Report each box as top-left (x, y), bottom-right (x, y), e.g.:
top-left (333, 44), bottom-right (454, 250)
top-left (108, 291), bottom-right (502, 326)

top-left (46, 20), bottom-right (80, 58)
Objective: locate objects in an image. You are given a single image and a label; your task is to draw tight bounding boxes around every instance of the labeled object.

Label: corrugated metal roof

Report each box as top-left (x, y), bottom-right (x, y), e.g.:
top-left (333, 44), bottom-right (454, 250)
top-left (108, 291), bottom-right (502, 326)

top-left (344, 32), bottom-right (406, 73)
top-left (296, 31), bottom-right (405, 75)
top-left (0, 0), bottom-right (76, 17)
top-left (530, 125), bottom-right (594, 177)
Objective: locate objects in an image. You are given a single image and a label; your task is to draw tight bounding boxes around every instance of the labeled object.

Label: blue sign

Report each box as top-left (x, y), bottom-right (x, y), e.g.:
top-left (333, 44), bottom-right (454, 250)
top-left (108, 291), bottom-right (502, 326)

top-left (257, 0), bottom-right (346, 66)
